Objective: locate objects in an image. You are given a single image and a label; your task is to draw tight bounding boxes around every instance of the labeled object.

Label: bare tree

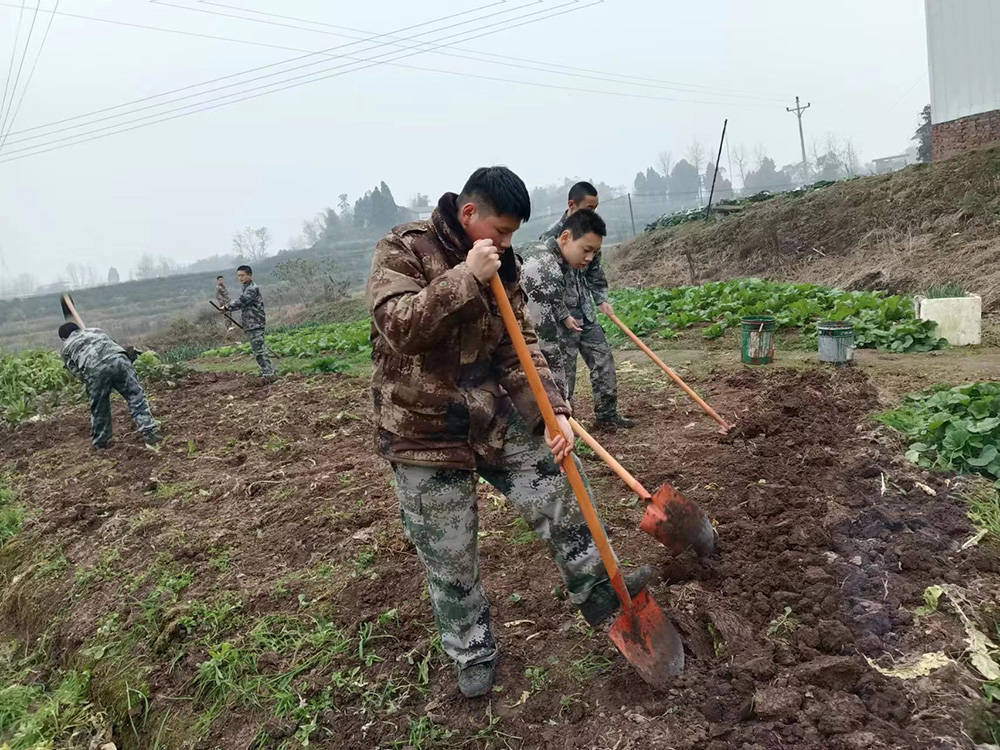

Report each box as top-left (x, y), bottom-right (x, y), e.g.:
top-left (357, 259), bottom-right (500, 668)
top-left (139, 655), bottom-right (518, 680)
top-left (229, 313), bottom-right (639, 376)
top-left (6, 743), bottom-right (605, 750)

top-left (753, 143), bottom-right (769, 168)
top-left (232, 226), bottom-right (271, 263)
top-left (301, 215), bottom-right (322, 247)
top-left (656, 151), bottom-right (673, 180)
top-left (134, 253), bottom-right (158, 280)
top-left (0, 273), bottom-right (37, 298)
top-left (732, 143), bottom-right (750, 188)
top-left (66, 263), bottom-right (83, 289)
top-left (686, 139), bottom-right (707, 203)
top-left (841, 137), bottom-right (862, 177)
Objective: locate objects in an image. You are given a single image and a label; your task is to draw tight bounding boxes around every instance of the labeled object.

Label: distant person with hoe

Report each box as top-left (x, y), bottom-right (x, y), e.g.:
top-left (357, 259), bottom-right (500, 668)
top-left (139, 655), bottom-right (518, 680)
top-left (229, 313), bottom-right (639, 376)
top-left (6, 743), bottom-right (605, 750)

top-left (367, 166), bottom-right (650, 699)
top-left (58, 322), bottom-right (160, 449)
top-left (215, 275), bottom-right (235, 331)
top-left (540, 181), bottom-right (633, 428)
top-left (218, 265), bottom-right (275, 376)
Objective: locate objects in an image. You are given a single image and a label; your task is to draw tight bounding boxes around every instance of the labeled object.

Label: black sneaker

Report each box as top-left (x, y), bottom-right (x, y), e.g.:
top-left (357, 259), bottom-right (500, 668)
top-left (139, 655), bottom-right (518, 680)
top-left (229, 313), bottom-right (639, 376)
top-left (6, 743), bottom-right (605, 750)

top-left (143, 431), bottom-right (162, 447)
top-left (595, 415), bottom-right (636, 429)
top-left (579, 565), bottom-right (654, 627)
top-left (457, 659), bottom-right (497, 698)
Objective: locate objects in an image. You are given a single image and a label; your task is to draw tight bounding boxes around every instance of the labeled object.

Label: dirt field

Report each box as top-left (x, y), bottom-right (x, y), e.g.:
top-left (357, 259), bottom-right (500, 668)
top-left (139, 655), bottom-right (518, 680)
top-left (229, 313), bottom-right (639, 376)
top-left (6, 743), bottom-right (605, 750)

top-left (1, 350), bottom-right (998, 749)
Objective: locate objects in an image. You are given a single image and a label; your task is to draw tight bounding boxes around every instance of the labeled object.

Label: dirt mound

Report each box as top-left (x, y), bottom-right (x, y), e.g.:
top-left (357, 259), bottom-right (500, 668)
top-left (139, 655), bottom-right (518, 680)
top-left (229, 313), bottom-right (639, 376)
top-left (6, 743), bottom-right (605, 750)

top-left (608, 146), bottom-right (1000, 310)
top-left (0, 366), bottom-right (996, 748)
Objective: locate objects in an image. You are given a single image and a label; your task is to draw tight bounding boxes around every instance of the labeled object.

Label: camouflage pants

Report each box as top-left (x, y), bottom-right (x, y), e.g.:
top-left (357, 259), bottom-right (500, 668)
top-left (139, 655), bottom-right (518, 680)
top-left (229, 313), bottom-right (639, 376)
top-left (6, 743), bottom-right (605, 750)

top-left (86, 355), bottom-right (158, 448)
top-left (564, 318), bottom-right (619, 421)
top-left (246, 328), bottom-right (275, 376)
top-left (391, 416), bottom-right (607, 668)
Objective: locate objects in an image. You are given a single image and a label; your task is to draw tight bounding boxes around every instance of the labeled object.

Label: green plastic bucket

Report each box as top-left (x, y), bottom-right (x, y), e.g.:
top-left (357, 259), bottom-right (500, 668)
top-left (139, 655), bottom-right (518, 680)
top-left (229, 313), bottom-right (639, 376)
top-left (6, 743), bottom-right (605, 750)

top-left (741, 315), bottom-right (776, 365)
top-left (818, 321), bottom-right (855, 364)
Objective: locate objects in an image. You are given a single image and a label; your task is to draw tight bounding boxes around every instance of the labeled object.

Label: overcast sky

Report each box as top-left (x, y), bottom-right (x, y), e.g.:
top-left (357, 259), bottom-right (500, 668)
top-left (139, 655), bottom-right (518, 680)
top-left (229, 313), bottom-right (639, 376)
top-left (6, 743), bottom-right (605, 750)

top-left (0, 0), bottom-right (929, 284)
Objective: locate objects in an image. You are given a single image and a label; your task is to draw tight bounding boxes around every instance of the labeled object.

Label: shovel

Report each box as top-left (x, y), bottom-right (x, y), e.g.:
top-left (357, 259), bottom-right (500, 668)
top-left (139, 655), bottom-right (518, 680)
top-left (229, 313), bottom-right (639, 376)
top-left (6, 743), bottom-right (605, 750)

top-left (605, 312), bottom-right (735, 434)
top-left (209, 300), bottom-right (244, 330)
top-left (570, 418), bottom-right (717, 557)
top-left (61, 293), bottom-right (86, 328)
top-left (490, 275), bottom-right (684, 688)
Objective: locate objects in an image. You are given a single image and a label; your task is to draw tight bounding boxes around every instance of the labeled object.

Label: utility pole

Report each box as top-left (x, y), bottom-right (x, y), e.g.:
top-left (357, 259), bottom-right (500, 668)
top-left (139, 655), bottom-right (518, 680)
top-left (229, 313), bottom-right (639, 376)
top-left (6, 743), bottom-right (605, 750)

top-left (786, 95), bottom-right (811, 183)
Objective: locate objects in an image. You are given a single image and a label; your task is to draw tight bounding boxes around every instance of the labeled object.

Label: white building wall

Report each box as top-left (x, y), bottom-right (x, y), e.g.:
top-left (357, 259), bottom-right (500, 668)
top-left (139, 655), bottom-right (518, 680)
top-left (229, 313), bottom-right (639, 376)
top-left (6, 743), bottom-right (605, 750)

top-left (925, 0), bottom-right (1000, 124)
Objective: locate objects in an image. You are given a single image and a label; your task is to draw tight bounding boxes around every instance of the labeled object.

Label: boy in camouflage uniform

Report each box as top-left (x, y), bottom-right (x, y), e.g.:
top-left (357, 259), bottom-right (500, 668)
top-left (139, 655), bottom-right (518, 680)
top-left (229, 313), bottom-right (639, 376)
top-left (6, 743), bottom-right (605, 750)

top-left (520, 210), bottom-right (607, 400)
top-left (220, 265), bottom-right (275, 376)
top-left (59, 322), bottom-right (160, 448)
top-left (215, 275), bottom-right (235, 332)
top-left (368, 167), bottom-right (650, 698)
top-left (538, 183), bottom-right (632, 428)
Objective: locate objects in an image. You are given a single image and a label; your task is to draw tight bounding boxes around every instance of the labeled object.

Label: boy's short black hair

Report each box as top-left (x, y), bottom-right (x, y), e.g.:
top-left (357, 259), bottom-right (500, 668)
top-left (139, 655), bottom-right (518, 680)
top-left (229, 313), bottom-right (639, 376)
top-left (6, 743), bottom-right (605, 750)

top-left (216, 275), bottom-right (225, 281)
top-left (568, 181), bottom-right (598, 204)
top-left (458, 166), bottom-right (531, 222)
top-left (562, 209), bottom-right (607, 240)
top-left (58, 322), bottom-right (80, 340)
top-left (237, 265), bottom-right (252, 275)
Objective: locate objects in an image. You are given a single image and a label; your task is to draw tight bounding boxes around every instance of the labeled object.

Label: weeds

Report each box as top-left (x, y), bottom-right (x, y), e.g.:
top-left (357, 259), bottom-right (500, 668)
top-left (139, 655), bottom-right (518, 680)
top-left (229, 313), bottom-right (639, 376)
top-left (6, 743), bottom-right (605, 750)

top-left (0, 478), bottom-right (24, 548)
top-left (767, 607), bottom-right (800, 640)
top-left (569, 652), bottom-right (613, 682)
top-left (961, 478), bottom-right (1000, 544)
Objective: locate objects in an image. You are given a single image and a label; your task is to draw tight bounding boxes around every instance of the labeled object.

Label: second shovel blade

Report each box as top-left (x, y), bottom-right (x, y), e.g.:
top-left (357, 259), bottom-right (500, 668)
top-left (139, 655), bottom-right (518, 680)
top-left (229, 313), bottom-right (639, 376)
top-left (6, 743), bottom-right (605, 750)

top-left (639, 483), bottom-right (718, 557)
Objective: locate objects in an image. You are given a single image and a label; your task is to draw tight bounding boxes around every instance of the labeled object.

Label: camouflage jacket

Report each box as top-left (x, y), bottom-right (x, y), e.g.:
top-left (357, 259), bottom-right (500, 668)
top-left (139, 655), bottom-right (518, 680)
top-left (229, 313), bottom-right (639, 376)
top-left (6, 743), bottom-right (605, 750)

top-left (216, 281), bottom-right (231, 307)
top-left (367, 192), bottom-right (570, 470)
top-left (518, 238), bottom-right (572, 397)
top-left (61, 328), bottom-right (128, 384)
top-left (227, 280), bottom-right (266, 330)
top-left (538, 210), bottom-right (609, 323)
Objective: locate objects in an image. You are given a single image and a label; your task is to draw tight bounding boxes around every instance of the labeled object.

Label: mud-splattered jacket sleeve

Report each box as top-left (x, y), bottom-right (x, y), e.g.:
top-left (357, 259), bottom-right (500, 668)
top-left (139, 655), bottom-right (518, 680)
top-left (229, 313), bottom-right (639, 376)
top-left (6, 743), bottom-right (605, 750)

top-left (368, 234), bottom-right (488, 355)
top-left (583, 251), bottom-right (609, 306)
top-left (520, 246), bottom-right (570, 398)
top-left (494, 275), bottom-right (571, 429)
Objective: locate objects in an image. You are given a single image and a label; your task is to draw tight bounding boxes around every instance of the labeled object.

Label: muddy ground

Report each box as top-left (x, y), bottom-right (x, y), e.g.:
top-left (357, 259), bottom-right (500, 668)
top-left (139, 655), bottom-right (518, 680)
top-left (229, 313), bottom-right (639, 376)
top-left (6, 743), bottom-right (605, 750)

top-left (1, 357), bottom-right (998, 749)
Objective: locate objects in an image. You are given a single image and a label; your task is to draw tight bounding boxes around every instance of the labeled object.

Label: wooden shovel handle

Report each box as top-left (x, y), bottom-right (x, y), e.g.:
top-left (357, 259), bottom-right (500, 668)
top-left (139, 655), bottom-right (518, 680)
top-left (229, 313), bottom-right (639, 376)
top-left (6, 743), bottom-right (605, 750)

top-left (61, 294), bottom-right (85, 328)
top-left (489, 275), bottom-right (631, 610)
top-left (569, 418), bottom-right (651, 501)
top-left (607, 312), bottom-right (733, 431)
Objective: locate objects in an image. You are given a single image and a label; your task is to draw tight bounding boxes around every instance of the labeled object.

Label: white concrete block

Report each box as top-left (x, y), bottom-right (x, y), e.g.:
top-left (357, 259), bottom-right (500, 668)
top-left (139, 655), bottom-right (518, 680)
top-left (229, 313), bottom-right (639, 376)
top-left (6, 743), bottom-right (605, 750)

top-left (914, 294), bottom-right (982, 346)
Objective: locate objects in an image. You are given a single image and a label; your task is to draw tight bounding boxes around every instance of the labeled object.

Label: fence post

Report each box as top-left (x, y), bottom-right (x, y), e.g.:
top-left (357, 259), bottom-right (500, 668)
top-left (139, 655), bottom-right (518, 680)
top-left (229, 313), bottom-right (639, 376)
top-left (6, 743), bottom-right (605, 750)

top-left (627, 193), bottom-right (636, 236)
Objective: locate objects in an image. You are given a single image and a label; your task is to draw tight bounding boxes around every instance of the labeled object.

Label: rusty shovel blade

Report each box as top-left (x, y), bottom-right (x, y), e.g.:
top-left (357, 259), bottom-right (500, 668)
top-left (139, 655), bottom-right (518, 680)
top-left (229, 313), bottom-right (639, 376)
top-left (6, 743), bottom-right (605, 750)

top-left (609, 589), bottom-right (684, 689)
top-left (639, 483), bottom-right (718, 557)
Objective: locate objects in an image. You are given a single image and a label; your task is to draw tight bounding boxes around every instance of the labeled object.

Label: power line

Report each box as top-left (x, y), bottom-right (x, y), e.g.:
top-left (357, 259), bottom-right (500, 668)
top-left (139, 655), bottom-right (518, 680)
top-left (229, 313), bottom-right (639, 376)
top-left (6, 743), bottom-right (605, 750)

top-left (3, 0), bottom-right (785, 144)
top-left (2, 0), bottom-right (535, 138)
top-left (0, 0), bottom-right (41, 140)
top-left (0, 0), bottom-right (28, 125)
top-left (159, 0), bottom-right (789, 103)
top-left (1, 2), bottom-right (614, 162)
top-left (0, 0), bottom-right (60, 152)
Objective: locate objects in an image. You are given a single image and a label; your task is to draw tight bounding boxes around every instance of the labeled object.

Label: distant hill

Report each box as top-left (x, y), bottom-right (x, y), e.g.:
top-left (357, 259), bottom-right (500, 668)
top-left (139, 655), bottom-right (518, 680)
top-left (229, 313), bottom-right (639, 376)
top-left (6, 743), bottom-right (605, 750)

top-left (607, 146), bottom-right (1000, 311)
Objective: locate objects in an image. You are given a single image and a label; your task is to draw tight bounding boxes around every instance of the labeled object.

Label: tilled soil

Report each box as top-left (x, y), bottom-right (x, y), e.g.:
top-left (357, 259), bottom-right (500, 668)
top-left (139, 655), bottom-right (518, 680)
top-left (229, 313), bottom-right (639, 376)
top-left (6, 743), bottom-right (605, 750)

top-left (1, 366), bottom-right (997, 749)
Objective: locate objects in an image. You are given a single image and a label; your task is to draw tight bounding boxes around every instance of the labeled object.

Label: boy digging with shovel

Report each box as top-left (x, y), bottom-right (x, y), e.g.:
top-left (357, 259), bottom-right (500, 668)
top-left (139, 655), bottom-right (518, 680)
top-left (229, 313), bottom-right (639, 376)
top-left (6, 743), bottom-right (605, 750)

top-left (367, 166), bottom-right (650, 698)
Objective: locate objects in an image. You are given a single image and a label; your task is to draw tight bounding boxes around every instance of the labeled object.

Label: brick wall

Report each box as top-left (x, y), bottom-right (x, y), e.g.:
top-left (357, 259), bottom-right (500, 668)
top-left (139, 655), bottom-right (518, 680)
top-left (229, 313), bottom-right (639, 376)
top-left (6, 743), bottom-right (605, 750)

top-left (932, 109), bottom-right (1000, 161)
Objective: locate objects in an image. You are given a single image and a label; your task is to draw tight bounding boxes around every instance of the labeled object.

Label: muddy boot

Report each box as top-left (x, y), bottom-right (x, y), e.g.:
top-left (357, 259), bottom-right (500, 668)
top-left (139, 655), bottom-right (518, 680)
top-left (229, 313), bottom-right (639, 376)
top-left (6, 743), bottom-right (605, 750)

top-left (143, 430), bottom-right (162, 447)
top-left (595, 414), bottom-right (636, 430)
top-left (579, 565), bottom-right (654, 627)
top-left (457, 659), bottom-right (497, 698)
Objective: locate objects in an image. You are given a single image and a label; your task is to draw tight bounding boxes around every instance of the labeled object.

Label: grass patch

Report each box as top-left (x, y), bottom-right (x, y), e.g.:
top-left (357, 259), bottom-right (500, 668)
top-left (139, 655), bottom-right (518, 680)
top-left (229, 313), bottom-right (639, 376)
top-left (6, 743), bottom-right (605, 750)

top-left (961, 478), bottom-right (1000, 544)
top-left (0, 640), bottom-right (109, 749)
top-left (0, 478), bottom-right (24, 548)
top-left (925, 283), bottom-right (967, 299)
top-left (569, 652), bottom-right (612, 682)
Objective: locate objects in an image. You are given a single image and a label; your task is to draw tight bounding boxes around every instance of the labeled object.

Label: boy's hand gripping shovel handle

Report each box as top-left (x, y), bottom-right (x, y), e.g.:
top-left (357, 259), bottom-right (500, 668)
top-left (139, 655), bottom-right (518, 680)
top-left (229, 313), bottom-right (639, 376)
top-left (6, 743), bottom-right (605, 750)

top-left (489, 276), bottom-right (632, 611)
